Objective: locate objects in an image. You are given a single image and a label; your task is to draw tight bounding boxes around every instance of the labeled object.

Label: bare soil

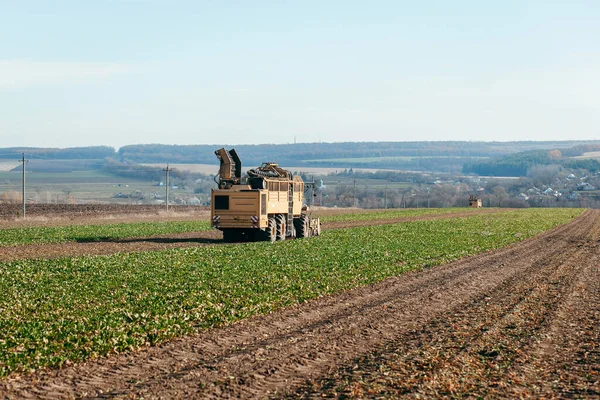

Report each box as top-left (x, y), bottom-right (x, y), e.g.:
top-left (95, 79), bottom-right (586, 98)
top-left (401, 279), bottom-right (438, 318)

top-left (0, 204), bottom-right (208, 220)
top-left (0, 204), bottom-right (211, 229)
top-left (0, 209), bottom-right (598, 398)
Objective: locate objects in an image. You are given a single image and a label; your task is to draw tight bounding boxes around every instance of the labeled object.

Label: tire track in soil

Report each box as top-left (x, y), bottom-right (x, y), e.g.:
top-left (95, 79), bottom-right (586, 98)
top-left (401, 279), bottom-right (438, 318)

top-left (0, 209), bottom-right (509, 262)
top-left (0, 210), bottom-right (594, 399)
top-left (294, 210), bottom-right (600, 398)
top-left (505, 240), bottom-right (600, 397)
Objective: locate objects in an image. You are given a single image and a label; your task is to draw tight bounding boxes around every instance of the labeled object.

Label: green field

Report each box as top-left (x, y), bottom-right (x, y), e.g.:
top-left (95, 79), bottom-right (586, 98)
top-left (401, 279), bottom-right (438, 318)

top-left (572, 151), bottom-right (600, 160)
top-left (320, 207), bottom-right (489, 223)
top-left (0, 208), bottom-right (583, 377)
top-left (0, 208), bottom-right (493, 247)
top-left (305, 156), bottom-right (490, 163)
top-left (0, 169), bottom-right (161, 203)
top-left (320, 175), bottom-right (413, 189)
top-left (0, 161), bottom-right (201, 204)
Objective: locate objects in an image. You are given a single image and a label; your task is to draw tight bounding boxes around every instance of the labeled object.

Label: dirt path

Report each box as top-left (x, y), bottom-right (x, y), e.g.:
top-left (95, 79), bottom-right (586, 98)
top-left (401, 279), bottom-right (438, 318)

top-left (1, 210), bottom-right (598, 398)
top-left (0, 205), bottom-right (210, 225)
top-left (0, 209), bottom-right (507, 261)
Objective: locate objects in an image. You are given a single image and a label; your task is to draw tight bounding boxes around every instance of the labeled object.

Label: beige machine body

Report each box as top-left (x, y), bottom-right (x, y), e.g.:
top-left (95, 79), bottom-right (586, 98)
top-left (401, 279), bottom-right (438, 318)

top-left (211, 148), bottom-right (320, 242)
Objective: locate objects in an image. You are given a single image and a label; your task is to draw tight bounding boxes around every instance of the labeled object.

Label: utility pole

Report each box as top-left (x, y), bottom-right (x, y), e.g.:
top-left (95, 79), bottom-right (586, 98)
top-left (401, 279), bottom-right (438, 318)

top-left (353, 179), bottom-right (357, 208)
top-left (163, 164), bottom-right (171, 212)
top-left (19, 153), bottom-right (28, 218)
top-left (311, 175), bottom-right (315, 206)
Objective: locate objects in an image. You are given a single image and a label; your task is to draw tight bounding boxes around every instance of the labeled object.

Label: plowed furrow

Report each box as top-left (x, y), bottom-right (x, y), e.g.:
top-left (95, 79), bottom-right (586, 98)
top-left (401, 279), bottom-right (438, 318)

top-left (503, 230), bottom-right (600, 397)
top-left (292, 210), bottom-right (600, 398)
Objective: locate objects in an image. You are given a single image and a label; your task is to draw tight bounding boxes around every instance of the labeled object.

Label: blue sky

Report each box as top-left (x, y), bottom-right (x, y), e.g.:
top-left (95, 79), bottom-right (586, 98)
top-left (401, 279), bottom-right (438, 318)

top-left (0, 0), bottom-right (598, 149)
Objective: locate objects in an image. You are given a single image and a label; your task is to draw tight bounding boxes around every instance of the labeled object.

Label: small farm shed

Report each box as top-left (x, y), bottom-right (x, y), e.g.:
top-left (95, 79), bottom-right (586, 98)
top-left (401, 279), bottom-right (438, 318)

top-left (469, 194), bottom-right (482, 208)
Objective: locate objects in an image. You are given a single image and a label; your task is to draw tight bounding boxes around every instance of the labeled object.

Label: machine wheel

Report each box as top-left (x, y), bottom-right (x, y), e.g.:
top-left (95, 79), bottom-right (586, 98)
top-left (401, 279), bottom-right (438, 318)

top-left (311, 218), bottom-right (321, 237)
top-left (294, 215), bottom-right (308, 238)
top-left (276, 214), bottom-right (286, 241)
top-left (261, 216), bottom-right (277, 242)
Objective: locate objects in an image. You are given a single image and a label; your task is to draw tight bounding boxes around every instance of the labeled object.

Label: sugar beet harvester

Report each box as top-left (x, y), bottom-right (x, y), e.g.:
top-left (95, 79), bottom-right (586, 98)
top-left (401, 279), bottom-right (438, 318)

top-left (211, 148), bottom-right (321, 242)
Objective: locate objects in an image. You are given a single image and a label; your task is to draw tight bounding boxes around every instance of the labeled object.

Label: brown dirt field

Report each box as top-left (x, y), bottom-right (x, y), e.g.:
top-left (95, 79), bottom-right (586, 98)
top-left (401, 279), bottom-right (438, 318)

top-left (0, 204), bottom-right (207, 220)
top-left (0, 208), bottom-right (509, 262)
top-left (0, 210), bottom-right (598, 398)
top-left (0, 204), bottom-right (211, 229)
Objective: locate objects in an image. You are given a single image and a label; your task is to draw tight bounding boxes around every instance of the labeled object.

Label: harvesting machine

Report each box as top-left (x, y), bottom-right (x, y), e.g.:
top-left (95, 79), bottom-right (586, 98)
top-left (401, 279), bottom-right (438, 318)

top-left (211, 148), bottom-right (321, 242)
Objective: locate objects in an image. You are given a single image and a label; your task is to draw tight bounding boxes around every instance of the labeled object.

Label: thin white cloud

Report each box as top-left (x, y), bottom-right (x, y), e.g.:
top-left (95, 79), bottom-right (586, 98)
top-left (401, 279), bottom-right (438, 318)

top-left (0, 60), bottom-right (133, 88)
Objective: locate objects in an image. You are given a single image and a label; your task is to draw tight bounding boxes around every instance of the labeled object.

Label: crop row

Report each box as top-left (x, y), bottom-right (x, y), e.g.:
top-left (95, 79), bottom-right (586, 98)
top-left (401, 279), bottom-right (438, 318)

top-left (318, 207), bottom-right (486, 223)
top-left (0, 208), bottom-right (486, 247)
top-left (0, 208), bottom-right (583, 376)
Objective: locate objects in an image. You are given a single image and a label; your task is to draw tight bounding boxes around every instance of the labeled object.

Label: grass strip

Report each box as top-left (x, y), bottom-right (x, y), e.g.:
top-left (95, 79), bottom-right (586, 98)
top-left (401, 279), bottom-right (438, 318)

top-left (0, 208), bottom-right (583, 376)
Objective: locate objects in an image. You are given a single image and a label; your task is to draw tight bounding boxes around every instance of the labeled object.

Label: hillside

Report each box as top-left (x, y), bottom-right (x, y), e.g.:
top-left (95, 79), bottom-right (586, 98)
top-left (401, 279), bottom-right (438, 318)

top-left (463, 143), bottom-right (600, 176)
top-left (3, 140), bottom-right (600, 174)
top-left (116, 141), bottom-right (600, 172)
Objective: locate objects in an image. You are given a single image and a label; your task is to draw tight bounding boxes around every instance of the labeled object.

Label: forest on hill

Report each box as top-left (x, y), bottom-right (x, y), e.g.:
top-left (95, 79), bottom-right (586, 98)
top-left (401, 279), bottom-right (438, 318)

top-left (1, 141), bottom-right (600, 176)
top-left (115, 141), bottom-right (600, 170)
top-left (0, 146), bottom-right (114, 160)
top-left (463, 144), bottom-right (600, 176)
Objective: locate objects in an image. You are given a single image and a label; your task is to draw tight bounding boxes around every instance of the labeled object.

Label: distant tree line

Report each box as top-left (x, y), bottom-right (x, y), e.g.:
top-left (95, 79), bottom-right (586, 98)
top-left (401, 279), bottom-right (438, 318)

top-left (103, 159), bottom-right (165, 181)
top-left (2, 141), bottom-right (600, 177)
top-left (323, 169), bottom-right (431, 183)
top-left (559, 143), bottom-right (600, 157)
top-left (13, 159), bottom-right (105, 173)
top-left (116, 141), bottom-right (600, 168)
top-left (463, 149), bottom-right (600, 177)
top-left (0, 146), bottom-right (114, 159)
top-left (104, 159), bottom-right (210, 183)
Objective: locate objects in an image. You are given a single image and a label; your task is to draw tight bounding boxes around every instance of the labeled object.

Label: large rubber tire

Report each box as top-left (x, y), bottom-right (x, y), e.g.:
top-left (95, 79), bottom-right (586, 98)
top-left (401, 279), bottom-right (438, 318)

top-left (263, 216), bottom-right (277, 242)
top-left (312, 219), bottom-right (321, 237)
top-left (276, 214), bottom-right (286, 241)
top-left (294, 215), bottom-right (308, 238)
